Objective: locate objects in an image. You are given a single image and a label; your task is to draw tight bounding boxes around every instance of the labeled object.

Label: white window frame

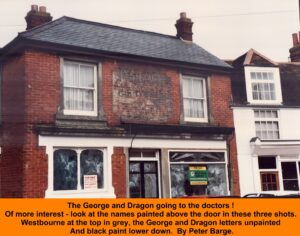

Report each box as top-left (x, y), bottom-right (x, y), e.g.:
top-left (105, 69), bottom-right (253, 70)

top-left (129, 149), bottom-right (161, 198)
top-left (62, 60), bottom-right (98, 116)
top-left (39, 136), bottom-right (115, 198)
top-left (53, 148), bottom-right (105, 192)
top-left (254, 109), bottom-right (280, 140)
top-left (181, 75), bottom-right (208, 122)
top-left (257, 155), bottom-right (300, 193)
top-left (245, 66), bottom-right (282, 104)
top-left (168, 150), bottom-right (229, 198)
top-left (257, 156), bottom-right (279, 191)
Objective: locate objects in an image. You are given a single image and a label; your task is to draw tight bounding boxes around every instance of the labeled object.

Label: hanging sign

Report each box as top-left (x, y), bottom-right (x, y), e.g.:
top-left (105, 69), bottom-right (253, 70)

top-left (188, 166), bottom-right (208, 185)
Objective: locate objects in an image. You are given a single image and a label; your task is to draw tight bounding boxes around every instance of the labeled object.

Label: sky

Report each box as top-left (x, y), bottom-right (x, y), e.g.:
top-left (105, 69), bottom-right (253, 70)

top-left (0, 0), bottom-right (299, 62)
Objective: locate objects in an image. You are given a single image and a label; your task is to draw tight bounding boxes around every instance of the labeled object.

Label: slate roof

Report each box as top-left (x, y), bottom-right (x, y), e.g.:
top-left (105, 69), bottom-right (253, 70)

top-left (279, 63), bottom-right (300, 106)
top-left (15, 16), bottom-right (230, 69)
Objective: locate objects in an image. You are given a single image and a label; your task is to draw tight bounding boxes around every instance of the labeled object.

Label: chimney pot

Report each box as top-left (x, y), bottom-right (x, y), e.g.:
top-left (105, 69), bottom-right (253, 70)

top-left (180, 12), bottom-right (187, 19)
top-left (39, 6), bottom-right (46, 13)
top-left (292, 33), bottom-right (299, 47)
top-left (31, 5), bottom-right (38, 12)
top-left (175, 12), bottom-right (193, 41)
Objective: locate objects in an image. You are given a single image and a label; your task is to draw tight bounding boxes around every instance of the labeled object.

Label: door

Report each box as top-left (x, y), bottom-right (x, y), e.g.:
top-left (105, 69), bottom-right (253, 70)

top-left (129, 161), bottom-right (159, 198)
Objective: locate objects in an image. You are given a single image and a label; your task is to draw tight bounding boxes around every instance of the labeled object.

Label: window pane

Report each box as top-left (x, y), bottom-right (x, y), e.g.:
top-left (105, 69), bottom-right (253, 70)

top-left (281, 162), bottom-right (298, 179)
top-left (268, 72), bottom-right (274, 80)
top-left (64, 63), bottom-right (79, 86)
top-left (170, 164), bottom-right (227, 198)
top-left (193, 79), bottom-right (203, 98)
top-left (182, 79), bottom-right (190, 98)
top-left (129, 163), bottom-right (140, 172)
top-left (141, 150), bottom-right (156, 158)
top-left (129, 174), bottom-right (142, 198)
top-left (144, 174), bottom-right (158, 198)
top-left (260, 172), bottom-right (278, 191)
top-left (250, 72), bottom-right (256, 79)
top-left (262, 72), bottom-right (268, 80)
top-left (80, 149), bottom-right (103, 189)
top-left (144, 163), bottom-right (157, 172)
top-left (257, 72), bottom-right (262, 80)
top-left (54, 149), bottom-right (78, 191)
top-left (64, 88), bottom-right (94, 111)
top-left (281, 162), bottom-right (299, 191)
top-left (252, 83), bottom-right (258, 91)
top-left (283, 180), bottom-right (299, 191)
top-left (258, 156), bottom-right (276, 169)
top-left (193, 99), bottom-right (204, 118)
top-left (80, 65), bottom-right (94, 88)
top-left (169, 152), bottom-right (225, 162)
top-left (184, 98), bottom-right (192, 117)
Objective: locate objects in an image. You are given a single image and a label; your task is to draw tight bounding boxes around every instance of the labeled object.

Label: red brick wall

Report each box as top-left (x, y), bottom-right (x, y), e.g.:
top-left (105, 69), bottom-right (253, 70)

top-left (210, 74), bottom-right (234, 127)
top-left (0, 55), bottom-right (26, 197)
top-left (0, 50), bottom-right (60, 197)
top-left (112, 147), bottom-right (127, 198)
top-left (210, 74), bottom-right (240, 196)
top-left (228, 135), bottom-right (240, 196)
top-left (21, 50), bottom-right (60, 197)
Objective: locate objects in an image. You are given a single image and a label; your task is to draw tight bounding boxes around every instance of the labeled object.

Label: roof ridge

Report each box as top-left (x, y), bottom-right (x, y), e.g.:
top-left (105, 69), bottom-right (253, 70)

top-left (63, 16), bottom-right (178, 40)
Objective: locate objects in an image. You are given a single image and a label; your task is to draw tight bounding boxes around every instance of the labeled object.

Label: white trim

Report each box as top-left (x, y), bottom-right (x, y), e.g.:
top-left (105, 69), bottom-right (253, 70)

top-left (181, 75), bottom-right (208, 123)
top-left (40, 137), bottom-right (115, 199)
top-left (245, 66), bottom-right (282, 105)
top-left (62, 60), bottom-right (98, 117)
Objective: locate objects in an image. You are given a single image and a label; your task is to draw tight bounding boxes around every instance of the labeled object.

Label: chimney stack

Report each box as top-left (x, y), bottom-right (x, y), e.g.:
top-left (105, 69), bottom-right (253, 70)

top-left (175, 12), bottom-right (193, 41)
top-left (25, 5), bottom-right (52, 30)
top-left (290, 32), bottom-right (300, 62)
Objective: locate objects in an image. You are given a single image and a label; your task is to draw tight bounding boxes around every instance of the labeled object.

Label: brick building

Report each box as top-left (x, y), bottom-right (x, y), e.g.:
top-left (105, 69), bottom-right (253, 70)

top-left (0, 6), bottom-right (239, 198)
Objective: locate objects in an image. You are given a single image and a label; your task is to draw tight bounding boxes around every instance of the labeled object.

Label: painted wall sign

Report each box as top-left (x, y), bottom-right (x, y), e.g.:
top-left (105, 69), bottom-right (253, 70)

top-left (83, 175), bottom-right (98, 190)
top-left (188, 166), bottom-right (208, 185)
top-left (112, 64), bottom-right (173, 122)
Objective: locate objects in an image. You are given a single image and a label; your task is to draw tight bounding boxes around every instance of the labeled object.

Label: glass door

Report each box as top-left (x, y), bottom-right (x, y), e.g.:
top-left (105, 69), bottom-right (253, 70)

top-left (129, 161), bottom-right (159, 198)
top-left (128, 149), bottom-right (160, 198)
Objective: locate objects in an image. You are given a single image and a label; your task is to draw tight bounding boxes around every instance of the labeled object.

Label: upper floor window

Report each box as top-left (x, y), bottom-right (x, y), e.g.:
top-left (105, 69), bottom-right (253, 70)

top-left (254, 110), bottom-right (279, 140)
top-left (63, 61), bottom-right (97, 116)
top-left (182, 75), bottom-right (207, 122)
top-left (245, 67), bottom-right (282, 104)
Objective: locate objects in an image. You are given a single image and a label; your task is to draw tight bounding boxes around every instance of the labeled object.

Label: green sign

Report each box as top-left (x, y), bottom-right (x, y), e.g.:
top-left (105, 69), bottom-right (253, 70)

top-left (188, 166), bottom-right (208, 185)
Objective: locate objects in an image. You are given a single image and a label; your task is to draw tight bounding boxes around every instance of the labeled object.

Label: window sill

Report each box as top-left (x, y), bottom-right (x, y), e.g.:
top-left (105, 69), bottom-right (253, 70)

top-left (184, 117), bottom-right (208, 123)
top-left (63, 110), bottom-right (98, 117)
top-left (248, 100), bottom-right (282, 105)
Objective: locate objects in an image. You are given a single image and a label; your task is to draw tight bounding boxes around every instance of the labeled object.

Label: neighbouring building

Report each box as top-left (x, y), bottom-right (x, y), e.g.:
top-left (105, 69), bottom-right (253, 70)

top-left (0, 6), bottom-right (239, 198)
top-left (231, 46), bottom-right (300, 196)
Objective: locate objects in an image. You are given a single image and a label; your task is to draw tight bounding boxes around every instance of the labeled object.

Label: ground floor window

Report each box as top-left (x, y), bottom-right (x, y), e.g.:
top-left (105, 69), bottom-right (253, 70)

top-left (54, 149), bottom-right (104, 191)
top-left (129, 149), bottom-right (160, 198)
top-left (281, 162), bottom-right (299, 191)
top-left (260, 172), bottom-right (279, 191)
top-left (258, 156), bottom-right (300, 191)
top-left (169, 151), bottom-right (228, 198)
